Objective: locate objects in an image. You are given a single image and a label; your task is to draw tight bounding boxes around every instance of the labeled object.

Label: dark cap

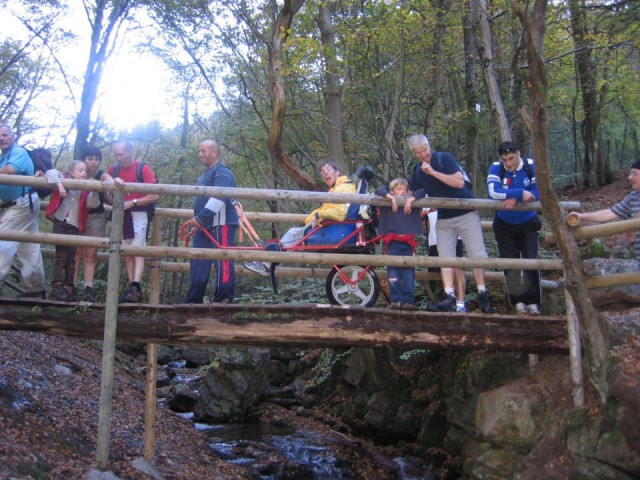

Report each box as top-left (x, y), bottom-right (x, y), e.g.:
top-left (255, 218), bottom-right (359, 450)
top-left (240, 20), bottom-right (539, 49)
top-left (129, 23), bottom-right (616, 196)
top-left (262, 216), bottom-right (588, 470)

top-left (631, 158), bottom-right (640, 170)
top-left (498, 141), bottom-right (519, 155)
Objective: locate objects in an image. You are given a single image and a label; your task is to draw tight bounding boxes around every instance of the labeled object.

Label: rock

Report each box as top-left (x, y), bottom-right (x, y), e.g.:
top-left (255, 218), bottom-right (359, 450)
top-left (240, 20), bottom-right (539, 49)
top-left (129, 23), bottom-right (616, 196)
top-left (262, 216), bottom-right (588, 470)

top-left (181, 346), bottom-right (215, 367)
top-left (166, 383), bottom-right (198, 412)
top-left (193, 347), bottom-right (270, 422)
top-left (583, 258), bottom-right (640, 306)
top-left (475, 387), bottom-right (544, 449)
top-left (155, 344), bottom-right (181, 365)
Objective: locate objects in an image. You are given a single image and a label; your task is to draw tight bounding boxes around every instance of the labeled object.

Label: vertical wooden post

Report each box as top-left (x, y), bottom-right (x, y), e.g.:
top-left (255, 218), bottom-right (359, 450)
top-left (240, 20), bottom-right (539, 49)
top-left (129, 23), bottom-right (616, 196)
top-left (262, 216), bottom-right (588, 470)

top-left (95, 190), bottom-right (124, 470)
top-left (143, 214), bottom-right (163, 461)
top-left (564, 288), bottom-right (585, 407)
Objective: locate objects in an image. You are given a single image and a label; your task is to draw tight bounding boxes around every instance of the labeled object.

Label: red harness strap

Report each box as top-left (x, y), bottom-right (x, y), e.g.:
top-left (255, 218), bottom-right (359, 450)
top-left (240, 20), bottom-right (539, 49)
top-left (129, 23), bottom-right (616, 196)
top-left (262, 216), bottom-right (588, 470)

top-left (382, 234), bottom-right (418, 254)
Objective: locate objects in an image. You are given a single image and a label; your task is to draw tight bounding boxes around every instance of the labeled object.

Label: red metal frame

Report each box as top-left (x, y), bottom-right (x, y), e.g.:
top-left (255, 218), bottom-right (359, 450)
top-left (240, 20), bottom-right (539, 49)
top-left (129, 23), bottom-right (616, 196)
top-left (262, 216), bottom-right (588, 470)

top-left (180, 218), bottom-right (383, 289)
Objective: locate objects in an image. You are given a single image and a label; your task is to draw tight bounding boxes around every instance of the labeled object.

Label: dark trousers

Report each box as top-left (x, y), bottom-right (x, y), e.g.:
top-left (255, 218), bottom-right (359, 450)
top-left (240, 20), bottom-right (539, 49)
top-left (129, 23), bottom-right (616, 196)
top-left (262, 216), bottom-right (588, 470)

top-left (492, 216), bottom-right (541, 306)
top-left (184, 225), bottom-right (236, 303)
top-left (387, 241), bottom-right (415, 304)
top-left (53, 219), bottom-right (79, 284)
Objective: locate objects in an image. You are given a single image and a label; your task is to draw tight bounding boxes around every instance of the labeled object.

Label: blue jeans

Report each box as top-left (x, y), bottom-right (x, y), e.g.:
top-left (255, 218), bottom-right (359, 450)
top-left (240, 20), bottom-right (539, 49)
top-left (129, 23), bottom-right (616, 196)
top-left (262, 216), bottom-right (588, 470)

top-left (184, 225), bottom-right (236, 303)
top-left (387, 241), bottom-right (415, 304)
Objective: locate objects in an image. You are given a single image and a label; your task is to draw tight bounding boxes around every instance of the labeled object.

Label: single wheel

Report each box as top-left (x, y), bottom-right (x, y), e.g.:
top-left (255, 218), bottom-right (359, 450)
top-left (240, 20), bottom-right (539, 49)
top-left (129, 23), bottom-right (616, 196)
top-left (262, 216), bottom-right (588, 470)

top-left (326, 265), bottom-right (379, 307)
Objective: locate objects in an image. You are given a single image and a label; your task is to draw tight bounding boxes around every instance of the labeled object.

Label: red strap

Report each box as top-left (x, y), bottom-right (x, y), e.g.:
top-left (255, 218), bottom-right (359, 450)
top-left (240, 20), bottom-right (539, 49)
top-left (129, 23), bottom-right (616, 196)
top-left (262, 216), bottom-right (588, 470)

top-left (382, 234), bottom-right (417, 254)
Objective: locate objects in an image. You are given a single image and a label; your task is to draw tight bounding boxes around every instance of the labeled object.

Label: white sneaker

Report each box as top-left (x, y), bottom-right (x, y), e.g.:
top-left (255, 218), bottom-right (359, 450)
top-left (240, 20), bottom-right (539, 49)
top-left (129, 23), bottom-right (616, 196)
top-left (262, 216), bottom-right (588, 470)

top-left (515, 303), bottom-right (527, 314)
top-left (527, 304), bottom-right (541, 316)
top-left (456, 302), bottom-right (467, 313)
top-left (243, 261), bottom-right (270, 277)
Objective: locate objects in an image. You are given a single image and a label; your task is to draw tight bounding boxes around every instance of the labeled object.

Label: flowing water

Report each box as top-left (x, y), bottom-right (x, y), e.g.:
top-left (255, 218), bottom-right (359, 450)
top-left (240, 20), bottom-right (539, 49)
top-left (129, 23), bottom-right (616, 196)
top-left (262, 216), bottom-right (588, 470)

top-left (177, 413), bottom-right (435, 479)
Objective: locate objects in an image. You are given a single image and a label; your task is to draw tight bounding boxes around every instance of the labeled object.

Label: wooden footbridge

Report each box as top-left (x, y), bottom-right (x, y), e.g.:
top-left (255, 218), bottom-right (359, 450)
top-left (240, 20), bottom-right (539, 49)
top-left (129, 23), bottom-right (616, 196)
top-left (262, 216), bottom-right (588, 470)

top-left (2, 173), bottom-right (640, 474)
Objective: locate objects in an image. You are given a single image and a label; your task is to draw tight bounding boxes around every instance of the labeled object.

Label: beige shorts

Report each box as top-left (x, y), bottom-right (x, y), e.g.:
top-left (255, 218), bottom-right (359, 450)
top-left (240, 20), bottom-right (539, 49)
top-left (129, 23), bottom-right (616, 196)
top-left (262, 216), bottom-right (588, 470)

top-left (85, 211), bottom-right (107, 237)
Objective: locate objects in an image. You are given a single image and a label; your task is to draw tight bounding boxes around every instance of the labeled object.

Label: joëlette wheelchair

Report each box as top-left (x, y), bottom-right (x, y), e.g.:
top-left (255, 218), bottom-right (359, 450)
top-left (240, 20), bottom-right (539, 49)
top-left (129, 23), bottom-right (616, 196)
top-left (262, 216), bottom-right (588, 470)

top-left (180, 166), bottom-right (382, 307)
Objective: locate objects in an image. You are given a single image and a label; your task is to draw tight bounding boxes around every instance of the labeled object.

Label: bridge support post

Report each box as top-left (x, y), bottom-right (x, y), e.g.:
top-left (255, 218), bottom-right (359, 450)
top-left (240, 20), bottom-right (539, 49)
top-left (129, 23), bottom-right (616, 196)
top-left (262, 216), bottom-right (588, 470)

top-left (95, 191), bottom-right (125, 470)
top-left (142, 215), bottom-right (163, 463)
top-left (565, 288), bottom-right (585, 407)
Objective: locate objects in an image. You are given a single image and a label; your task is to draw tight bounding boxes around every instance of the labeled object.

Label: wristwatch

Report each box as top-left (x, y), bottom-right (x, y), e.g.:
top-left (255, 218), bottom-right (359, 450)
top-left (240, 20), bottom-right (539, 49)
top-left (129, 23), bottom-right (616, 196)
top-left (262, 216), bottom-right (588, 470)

top-left (133, 199), bottom-right (138, 206)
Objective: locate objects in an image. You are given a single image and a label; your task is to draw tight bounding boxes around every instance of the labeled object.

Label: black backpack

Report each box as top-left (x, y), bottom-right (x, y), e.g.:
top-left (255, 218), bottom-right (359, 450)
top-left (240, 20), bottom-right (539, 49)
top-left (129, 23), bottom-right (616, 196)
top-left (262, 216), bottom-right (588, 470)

top-left (113, 161), bottom-right (157, 222)
top-left (499, 158), bottom-right (533, 182)
top-left (27, 148), bottom-right (54, 199)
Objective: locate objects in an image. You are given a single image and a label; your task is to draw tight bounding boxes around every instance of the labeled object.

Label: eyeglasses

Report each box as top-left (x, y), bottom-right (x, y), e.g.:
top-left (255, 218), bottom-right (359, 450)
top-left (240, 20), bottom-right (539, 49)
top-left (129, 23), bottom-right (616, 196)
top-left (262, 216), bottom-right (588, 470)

top-left (320, 167), bottom-right (336, 175)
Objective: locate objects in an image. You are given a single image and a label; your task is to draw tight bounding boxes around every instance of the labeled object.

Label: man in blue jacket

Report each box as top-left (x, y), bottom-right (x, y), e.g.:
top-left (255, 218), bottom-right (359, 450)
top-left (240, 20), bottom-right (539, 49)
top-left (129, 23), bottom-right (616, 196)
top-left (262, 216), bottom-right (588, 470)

top-left (183, 140), bottom-right (238, 304)
top-left (409, 133), bottom-right (492, 313)
top-left (487, 141), bottom-right (541, 315)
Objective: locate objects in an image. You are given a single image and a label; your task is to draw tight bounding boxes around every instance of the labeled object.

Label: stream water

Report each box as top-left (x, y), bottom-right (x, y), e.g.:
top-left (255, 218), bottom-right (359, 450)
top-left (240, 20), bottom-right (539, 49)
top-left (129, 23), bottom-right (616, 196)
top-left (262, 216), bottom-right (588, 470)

top-left (177, 412), bottom-right (435, 479)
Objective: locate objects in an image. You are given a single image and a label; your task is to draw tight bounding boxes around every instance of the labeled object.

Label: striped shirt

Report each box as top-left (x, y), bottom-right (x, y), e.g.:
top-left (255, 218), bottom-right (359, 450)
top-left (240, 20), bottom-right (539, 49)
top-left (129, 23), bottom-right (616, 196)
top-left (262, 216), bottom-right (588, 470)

top-left (611, 190), bottom-right (640, 262)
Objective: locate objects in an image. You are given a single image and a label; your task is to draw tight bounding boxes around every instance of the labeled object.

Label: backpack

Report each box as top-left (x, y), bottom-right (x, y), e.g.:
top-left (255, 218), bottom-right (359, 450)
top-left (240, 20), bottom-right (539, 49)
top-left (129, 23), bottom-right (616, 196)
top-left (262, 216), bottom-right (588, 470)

top-left (499, 158), bottom-right (533, 183)
top-left (27, 147), bottom-right (54, 199)
top-left (113, 161), bottom-right (157, 222)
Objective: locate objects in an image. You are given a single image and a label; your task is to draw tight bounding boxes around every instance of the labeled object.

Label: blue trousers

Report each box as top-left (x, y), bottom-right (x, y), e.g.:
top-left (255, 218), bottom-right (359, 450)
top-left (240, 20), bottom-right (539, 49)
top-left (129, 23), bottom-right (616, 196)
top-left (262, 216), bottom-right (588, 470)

top-left (184, 225), bottom-right (236, 303)
top-left (492, 216), bottom-right (541, 305)
top-left (386, 241), bottom-right (415, 304)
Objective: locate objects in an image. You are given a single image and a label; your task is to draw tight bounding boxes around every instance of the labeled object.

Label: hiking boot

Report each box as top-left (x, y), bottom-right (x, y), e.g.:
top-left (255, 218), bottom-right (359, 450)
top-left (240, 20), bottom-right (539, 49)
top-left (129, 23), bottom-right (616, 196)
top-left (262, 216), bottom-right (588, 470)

top-left (527, 304), bottom-right (541, 316)
top-left (63, 284), bottom-right (76, 301)
top-left (52, 282), bottom-right (68, 302)
top-left (427, 293), bottom-right (456, 312)
top-left (119, 285), bottom-right (143, 303)
top-left (243, 261), bottom-right (270, 277)
top-left (84, 286), bottom-right (95, 302)
top-left (389, 302), bottom-right (402, 310)
top-left (515, 302), bottom-right (527, 315)
top-left (478, 291), bottom-right (492, 313)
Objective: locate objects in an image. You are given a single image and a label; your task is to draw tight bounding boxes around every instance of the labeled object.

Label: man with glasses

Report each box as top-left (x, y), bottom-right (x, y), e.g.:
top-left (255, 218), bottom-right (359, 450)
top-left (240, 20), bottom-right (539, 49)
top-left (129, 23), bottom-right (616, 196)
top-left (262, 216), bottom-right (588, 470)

top-left (0, 124), bottom-right (46, 298)
top-left (487, 141), bottom-right (541, 315)
top-left (244, 161), bottom-right (355, 276)
top-left (571, 158), bottom-right (640, 266)
top-left (408, 133), bottom-right (492, 313)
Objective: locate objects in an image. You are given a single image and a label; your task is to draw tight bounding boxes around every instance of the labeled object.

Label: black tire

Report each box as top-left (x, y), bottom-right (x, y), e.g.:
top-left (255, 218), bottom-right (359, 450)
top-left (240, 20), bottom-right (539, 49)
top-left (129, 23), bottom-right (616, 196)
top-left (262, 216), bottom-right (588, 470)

top-left (325, 265), bottom-right (379, 307)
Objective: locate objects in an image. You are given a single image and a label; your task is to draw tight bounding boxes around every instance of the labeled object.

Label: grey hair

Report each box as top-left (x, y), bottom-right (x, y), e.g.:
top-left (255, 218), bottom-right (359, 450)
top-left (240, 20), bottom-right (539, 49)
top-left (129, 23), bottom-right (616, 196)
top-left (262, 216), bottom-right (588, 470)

top-left (0, 124), bottom-right (15, 136)
top-left (408, 134), bottom-right (430, 150)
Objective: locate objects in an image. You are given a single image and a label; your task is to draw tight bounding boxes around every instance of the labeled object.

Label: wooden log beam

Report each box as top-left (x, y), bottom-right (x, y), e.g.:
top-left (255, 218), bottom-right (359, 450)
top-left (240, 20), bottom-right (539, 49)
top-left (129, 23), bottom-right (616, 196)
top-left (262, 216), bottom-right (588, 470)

top-left (0, 173), bottom-right (582, 212)
top-left (0, 302), bottom-right (568, 353)
top-left (546, 217), bottom-right (640, 244)
top-left (0, 230), bottom-right (564, 270)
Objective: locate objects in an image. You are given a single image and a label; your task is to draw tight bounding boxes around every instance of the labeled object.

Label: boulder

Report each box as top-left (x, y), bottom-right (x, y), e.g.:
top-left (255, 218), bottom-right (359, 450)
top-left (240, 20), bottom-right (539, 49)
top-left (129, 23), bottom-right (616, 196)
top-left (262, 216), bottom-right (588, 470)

top-left (193, 347), bottom-right (270, 422)
top-left (583, 258), bottom-right (640, 306)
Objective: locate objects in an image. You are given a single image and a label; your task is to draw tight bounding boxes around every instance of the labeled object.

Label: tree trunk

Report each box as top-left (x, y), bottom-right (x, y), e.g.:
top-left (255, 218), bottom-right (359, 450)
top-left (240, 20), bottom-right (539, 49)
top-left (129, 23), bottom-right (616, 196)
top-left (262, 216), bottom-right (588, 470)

top-left (266, 0), bottom-right (319, 191)
top-left (0, 304), bottom-right (568, 353)
top-left (316, 4), bottom-right (345, 169)
top-left (463, 0), bottom-right (481, 189)
top-left (477, 0), bottom-right (512, 142)
top-left (568, 0), bottom-right (611, 188)
top-left (511, 0), bottom-right (611, 401)
top-left (73, 0), bottom-right (133, 158)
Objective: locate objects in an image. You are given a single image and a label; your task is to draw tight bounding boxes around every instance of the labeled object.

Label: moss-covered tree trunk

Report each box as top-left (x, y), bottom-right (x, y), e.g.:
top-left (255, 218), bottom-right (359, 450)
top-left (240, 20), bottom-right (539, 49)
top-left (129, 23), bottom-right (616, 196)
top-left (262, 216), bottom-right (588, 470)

top-left (510, 0), bottom-right (611, 401)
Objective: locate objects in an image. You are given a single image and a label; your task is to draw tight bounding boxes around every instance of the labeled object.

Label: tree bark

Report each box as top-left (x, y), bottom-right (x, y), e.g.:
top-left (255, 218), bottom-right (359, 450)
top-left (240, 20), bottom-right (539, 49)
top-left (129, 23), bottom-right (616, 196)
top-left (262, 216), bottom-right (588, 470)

top-left (316, 3), bottom-right (345, 168)
top-left (477, 0), bottom-right (512, 142)
top-left (568, 0), bottom-right (611, 188)
top-left (267, 0), bottom-right (319, 191)
top-left (73, 0), bottom-right (133, 158)
top-left (511, 0), bottom-right (611, 401)
top-left (0, 304), bottom-right (568, 353)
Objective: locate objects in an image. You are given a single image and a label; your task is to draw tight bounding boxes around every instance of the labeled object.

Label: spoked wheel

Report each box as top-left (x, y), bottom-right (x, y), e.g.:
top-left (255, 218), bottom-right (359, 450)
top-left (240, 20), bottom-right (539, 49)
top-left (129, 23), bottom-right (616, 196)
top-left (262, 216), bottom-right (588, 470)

top-left (325, 265), bottom-right (379, 307)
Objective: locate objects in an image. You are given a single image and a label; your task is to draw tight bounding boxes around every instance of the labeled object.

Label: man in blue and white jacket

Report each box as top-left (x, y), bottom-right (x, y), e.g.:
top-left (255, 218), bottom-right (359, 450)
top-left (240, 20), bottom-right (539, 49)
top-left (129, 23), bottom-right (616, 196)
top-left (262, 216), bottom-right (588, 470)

top-left (183, 140), bottom-right (238, 304)
top-left (487, 141), bottom-right (541, 315)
